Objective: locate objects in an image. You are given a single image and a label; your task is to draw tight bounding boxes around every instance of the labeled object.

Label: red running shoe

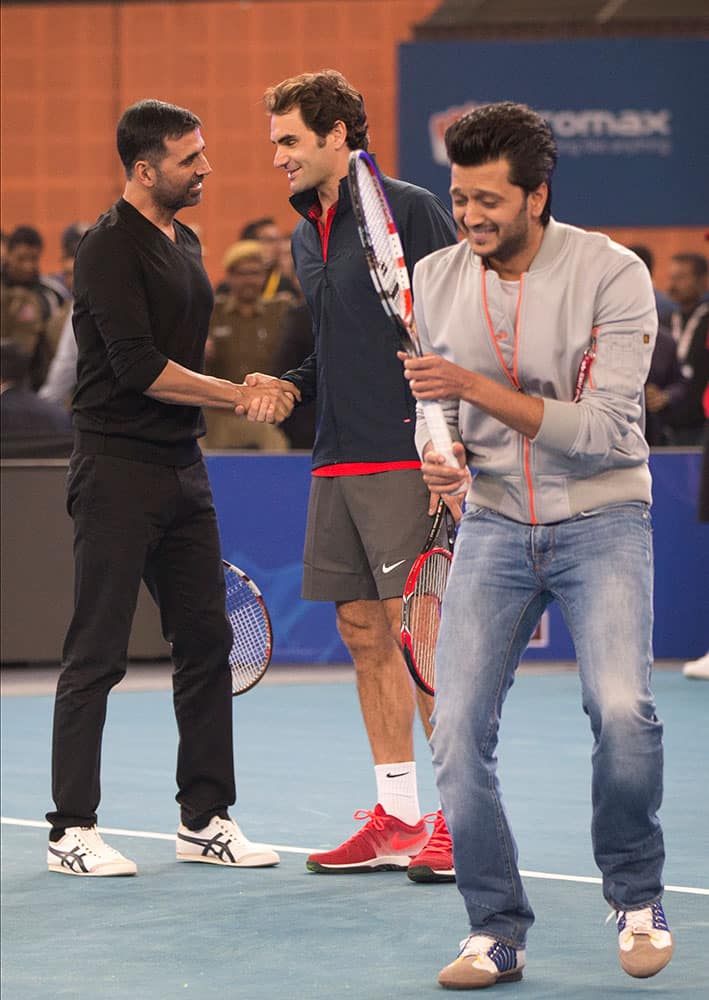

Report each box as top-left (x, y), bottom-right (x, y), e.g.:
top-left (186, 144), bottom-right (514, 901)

top-left (407, 809), bottom-right (456, 883)
top-left (306, 804), bottom-right (428, 873)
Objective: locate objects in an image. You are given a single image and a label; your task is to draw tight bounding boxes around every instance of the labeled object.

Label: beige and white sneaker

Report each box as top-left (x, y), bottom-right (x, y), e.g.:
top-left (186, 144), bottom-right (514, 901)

top-left (438, 934), bottom-right (525, 989)
top-left (47, 826), bottom-right (137, 876)
top-left (176, 815), bottom-right (279, 867)
top-left (613, 902), bottom-right (674, 978)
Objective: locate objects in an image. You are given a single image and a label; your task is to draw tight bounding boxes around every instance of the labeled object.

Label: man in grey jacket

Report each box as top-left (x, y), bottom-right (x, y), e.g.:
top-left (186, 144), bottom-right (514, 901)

top-left (400, 103), bottom-right (672, 990)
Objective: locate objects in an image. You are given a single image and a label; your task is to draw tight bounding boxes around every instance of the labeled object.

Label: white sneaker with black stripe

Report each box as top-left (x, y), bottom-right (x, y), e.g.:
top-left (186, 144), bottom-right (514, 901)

top-left (47, 826), bottom-right (137, 877)
top-left (176, 815), bottom-right (279, 867)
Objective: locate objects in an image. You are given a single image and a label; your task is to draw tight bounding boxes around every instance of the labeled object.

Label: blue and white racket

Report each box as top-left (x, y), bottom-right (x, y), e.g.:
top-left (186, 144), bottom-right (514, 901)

top-left (223, 560), bottom-right (273, 695)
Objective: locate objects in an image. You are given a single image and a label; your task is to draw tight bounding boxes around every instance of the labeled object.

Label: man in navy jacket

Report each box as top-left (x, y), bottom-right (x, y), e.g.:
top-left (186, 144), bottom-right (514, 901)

top-left (252, 70), bottom-right (458, 880)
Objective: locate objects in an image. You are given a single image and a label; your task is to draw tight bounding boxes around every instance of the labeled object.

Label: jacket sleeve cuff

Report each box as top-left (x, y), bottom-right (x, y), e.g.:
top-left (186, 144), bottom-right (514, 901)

top-left (532, 397), bottom-right (583, 454)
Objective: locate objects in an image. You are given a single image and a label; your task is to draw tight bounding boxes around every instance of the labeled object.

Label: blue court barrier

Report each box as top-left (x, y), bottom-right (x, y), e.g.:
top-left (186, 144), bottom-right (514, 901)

top-left (207, 450), bottom-right (708, 664)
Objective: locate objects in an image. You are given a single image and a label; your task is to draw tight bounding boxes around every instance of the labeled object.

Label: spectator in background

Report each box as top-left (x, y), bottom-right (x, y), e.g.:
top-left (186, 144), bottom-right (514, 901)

top-left (2, 225), bottom-right (69, 315)
top-left (656, 253), bottom-right (709, 446)
top-left (38, 306), bottom-right (78, 408)
top-left (0, 230), bottom-right (8, 270)
top-left (216, 215), bottom-right (302, 304)
top-left (278, 229), bottom-right (301, 298)
top-left (628, 244), bottom-right (676, 331)
top-left (0, 338), bottom-right (73, 458)
top-left (629, 244), bottom-right (686, 446)
top-left (214, 217), bottom-right (299, 301)
top-left (39, 222), bottom-right (92, 408)
top-left (239, 216), bottom-right (300, 301)
top-left (203, 240), bottom-right (291, 450)
top-left (644, 331), bottom-right (685, 446)
top-left (44, 222), bottom-right (91, 362)
top-left (0, 226), bottom-right (61, 388)
top-left (50, 222), bottom-right (90, 300)
top-left (272, 301), bottom-right (316, 449)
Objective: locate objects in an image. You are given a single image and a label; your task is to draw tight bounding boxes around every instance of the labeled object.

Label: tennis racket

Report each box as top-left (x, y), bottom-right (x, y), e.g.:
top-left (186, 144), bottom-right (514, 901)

top-left (400, 499), bottom-right (456, 695)
top-left (347, 149), bottom-right (459, 472)
top-left (223, 560), bottom-right (273, 695)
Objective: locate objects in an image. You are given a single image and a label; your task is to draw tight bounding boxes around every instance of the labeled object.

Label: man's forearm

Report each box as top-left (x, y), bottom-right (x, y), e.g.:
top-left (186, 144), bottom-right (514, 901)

top-left (402, 353), bottom-right (544, 440)
top-left (147, 359), bottom-right (298, 425)
top-left (462, 371), bottom-right (544, 439)
top-left (145, 359), bottom-right (242, 409)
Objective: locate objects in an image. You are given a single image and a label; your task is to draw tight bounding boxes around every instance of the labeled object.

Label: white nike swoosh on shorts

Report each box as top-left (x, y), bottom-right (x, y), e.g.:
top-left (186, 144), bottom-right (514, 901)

top-left (382, 559), bottom-right (406, 574)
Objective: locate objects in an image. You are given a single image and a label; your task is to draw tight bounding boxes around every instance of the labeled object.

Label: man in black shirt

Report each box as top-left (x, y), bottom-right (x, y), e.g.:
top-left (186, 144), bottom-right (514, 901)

top-left (46, 99), bottom-right (296, 877)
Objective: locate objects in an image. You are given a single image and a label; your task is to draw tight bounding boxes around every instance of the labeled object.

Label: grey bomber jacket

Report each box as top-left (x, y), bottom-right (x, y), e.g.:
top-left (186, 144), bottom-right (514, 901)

top-left (412, 218), bottom-right (657, 524)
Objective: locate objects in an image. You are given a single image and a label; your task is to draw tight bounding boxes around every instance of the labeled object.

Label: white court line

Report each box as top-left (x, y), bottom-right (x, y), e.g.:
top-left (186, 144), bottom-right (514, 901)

top-left (3, 815), bottom-right (707, 893)
top-left (0, 816), bottom-right (311, 854)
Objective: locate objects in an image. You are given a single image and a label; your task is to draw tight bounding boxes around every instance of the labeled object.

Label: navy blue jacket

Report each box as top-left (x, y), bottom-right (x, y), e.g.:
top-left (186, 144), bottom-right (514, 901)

top-left (282, 167), bottom-right (457, 470)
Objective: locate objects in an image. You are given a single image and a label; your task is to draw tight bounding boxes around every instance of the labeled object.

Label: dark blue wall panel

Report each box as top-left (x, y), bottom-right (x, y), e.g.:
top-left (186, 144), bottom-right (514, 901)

top-left (398, 39), bottom-right (709, 227)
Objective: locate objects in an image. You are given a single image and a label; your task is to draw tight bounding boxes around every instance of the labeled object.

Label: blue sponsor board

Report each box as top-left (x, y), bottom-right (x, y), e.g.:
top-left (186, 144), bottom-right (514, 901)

top-left (207, 451), bottom-right (707, 664)
top-left (398, 38), bottom-right (709, 227)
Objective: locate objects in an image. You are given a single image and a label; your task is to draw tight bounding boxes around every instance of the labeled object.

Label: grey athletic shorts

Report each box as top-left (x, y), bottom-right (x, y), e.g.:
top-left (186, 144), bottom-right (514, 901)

top-left (302, 469), bottom-right (433, 602)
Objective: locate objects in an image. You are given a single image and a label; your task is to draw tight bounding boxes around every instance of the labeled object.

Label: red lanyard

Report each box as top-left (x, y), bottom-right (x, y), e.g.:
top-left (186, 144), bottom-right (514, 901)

top-left (573, 329), bottom-right (598, 403)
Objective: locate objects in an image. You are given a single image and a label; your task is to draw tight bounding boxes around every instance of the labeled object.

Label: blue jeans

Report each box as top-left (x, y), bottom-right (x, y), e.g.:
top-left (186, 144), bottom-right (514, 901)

top-left (431, 502), bottom-right (665, 948)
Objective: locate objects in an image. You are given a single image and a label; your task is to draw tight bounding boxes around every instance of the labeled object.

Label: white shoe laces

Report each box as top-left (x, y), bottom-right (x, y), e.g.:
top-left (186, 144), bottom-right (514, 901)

top-left (212, 816), bottom-right (251, 846)
top-left (74, 826), bottom-right (122, 858)
top-left (459, 934), bottom-right (496, 957)
top-left (608, 906), bottom-right (663, 943)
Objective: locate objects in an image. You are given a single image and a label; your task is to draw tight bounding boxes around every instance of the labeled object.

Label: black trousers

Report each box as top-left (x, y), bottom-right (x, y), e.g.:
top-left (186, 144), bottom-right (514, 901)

top-left (46, 452), bottom-right (236, 830)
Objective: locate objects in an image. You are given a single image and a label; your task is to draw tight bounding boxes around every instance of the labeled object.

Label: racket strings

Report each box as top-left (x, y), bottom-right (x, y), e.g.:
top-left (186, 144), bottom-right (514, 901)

top-left (407, 551), bottom-right (451, 686)
top-left (355, 164), bottom-right (408, 316)
top-left (224, 575), bottom-right (271, 691)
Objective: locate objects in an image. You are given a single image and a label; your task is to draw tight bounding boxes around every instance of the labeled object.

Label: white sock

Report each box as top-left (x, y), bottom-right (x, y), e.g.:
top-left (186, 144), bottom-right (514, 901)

top-left (374, 761), bottom-right (420, 825)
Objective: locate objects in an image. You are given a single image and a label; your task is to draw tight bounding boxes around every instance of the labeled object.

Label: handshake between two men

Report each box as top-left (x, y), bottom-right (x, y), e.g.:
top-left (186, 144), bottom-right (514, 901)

top-left (234, 372), bottom-right (301, 426)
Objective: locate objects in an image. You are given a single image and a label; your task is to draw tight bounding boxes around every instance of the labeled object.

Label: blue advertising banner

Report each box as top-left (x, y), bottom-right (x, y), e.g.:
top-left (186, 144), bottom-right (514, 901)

top-left (398, 38), bottom-right (709, 227)
top-left (207, 452), bottom-right (707, 665)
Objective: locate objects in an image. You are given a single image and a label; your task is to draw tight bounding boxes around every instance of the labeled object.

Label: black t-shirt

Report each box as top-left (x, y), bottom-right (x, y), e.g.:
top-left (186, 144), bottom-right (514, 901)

top-left (71, 198), bottom-right (214, 465)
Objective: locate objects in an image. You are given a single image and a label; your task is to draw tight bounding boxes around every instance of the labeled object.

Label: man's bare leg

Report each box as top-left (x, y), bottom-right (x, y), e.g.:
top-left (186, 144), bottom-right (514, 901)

top-left (336, 597), bottom-right (416, 763)
top-left (303, 597), bottom-right (445, 873)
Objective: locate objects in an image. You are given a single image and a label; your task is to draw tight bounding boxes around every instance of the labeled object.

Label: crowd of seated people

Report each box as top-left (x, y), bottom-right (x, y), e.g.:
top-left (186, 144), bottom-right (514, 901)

top-left (3, 219), bottom-right (706, 460)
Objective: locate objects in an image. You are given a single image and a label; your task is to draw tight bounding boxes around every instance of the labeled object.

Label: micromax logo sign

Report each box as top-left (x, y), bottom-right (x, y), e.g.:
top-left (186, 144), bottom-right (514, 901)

top-left (429, 103), bottom-right (673, 164)
top-left (540, 109), bottom-right (671, 138)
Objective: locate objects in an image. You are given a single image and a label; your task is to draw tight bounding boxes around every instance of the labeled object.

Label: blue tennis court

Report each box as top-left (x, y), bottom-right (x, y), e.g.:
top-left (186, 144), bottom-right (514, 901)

top-left (1, 663), bottom-right (707, 999)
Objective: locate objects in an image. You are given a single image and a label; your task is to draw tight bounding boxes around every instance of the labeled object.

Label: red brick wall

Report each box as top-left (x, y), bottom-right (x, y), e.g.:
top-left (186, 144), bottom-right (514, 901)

top-left (1, 0), bottom-right (439, 281)
top-left (1, 2), bottom-right (705, 290)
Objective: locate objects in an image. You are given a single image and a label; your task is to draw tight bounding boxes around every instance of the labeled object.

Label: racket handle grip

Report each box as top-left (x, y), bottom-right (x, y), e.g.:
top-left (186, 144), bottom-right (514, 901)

top-left (421, 401), bottom-right (466, 495)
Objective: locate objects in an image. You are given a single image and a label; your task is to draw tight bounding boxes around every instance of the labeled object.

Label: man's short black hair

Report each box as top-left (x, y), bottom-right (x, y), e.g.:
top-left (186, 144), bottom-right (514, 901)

top-left (445, 102), bottom-right (558, 226)
top-left (8, 226), bottom-right (43, 253)
top-left (671, 253), bottom-right (708, 280)
top-left (628, 244), bottom-right (654, 274)
top-left (116, 99), bottom-right (201, 177)
top-left (240, 218), bottom-right (277, 241)
top-left (61, 223), bottom-right (89, 259)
